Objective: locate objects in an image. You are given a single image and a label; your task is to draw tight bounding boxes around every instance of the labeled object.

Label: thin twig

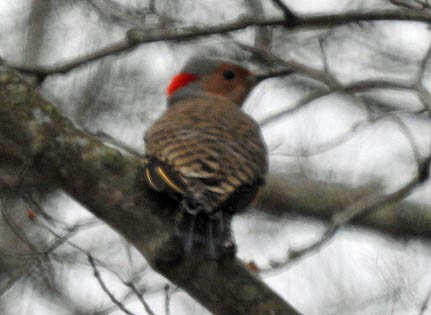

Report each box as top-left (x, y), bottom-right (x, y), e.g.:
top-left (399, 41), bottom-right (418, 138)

top-left (416, 84), bottom-right (431, 116)
top-left (418, 283), bottom-right (431, 315)
top-left (0, 260), bottom-right (37, 297)
top-left (126, 10), bottom-right (431, 45)
top-left (244, 0), bottom-right (273, 54)
top-left (388, 0), bottom-right (423, 9)
top-left (235, 40), bottom-right (337, 87)
top-left (164, 284), bottom-right (170, 315)
top-left (415, 40), bottom-right (431, 84)
top-left (10, 38), bottom-right (134, 84)
top-left (387, 114), bottom-right (423, 165)
top-left (263, 154), bottom-right (431, 273)
top-left (269, 0), bottom-right (298, 23)
top-left (125, 282), bottom-right (156, 315)
top-left (37, 217), bottom-right (155, 314)
top-left (87, 0), bottom-right (176, 29)
top-left (88, 254), bottom-right (136, 315)
top-left (259, 76), bottom-right (415, 127)
top-left (43, 220), bottom-right (100, 255)
top-left (414, 40), bottom-right (431, 116)
top-left (37, 219), bottom-right (129, 282)
top-left (259, 88), bottom-right (331, 127)
top-left (269, 114), bottom-right (384, 157)
top-left (318, 30), bottom-right (341, 84)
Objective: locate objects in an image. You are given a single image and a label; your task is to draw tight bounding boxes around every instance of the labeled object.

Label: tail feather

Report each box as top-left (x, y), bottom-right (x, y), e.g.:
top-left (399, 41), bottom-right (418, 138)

top-left (207, 220), bottom-right (217, 259)
top-left (175, 208), bottom-right (235, 259)
top-left (183, 214), bottom-right (196, 254)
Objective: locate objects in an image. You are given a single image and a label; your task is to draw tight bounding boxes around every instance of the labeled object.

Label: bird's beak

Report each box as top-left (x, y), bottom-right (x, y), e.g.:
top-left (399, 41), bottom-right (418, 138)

top-left (247, 73), bottom-right (259, 88)
top-left (254, 73), bottom-right (269, 84)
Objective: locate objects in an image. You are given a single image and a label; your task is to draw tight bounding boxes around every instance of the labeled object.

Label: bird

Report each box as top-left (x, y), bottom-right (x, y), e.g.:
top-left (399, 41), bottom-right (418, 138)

top-left (143, 56), bottom-right (268, 259)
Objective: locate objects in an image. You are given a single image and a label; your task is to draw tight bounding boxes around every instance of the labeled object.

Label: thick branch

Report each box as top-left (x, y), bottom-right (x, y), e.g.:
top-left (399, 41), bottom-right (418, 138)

top-left (0, 61), bottom-right (299, 314)
top-left (258, 173), bottom-right (431, 239)
top-left (267, 158), bottom-right (430, 270)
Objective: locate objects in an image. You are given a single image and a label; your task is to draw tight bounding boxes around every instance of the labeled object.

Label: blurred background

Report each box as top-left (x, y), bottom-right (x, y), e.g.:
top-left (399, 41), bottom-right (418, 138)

top-left (1, 0), bottom-right (431, 314)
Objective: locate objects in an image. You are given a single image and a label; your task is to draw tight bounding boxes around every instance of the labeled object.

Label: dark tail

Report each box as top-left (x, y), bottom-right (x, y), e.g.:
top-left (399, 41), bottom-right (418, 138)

top-left (175, 210), bottom-right (236, 260)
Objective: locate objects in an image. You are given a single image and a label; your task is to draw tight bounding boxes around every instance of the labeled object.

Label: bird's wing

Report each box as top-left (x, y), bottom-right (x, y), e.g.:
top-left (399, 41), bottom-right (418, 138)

top-left (144, 98), bottom-right (267, 212)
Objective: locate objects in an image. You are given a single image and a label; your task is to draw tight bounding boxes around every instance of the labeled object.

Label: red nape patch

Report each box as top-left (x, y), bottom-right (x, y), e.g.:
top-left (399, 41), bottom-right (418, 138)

top-left (166, 72), bottom-right (198, 96)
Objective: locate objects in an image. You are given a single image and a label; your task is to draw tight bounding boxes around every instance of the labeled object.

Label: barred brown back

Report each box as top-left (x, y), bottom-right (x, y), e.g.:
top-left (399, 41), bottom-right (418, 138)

top-left (144, 96), bottom-right (268, 214)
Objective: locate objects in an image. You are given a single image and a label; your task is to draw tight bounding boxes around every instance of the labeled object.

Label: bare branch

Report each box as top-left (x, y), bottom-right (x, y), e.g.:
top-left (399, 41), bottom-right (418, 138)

top-left (418, 283), bottom-right (431, 315)
top-left (266, 226), bottom-right (337, 271)
top-left (269, 0), bottom-right (298, 24)
top-left (416, 84), bottom-right (431, 115)
top-left (9, 38), bottom-right (134, 83)
top-left (235, 40), bottom-right (337, 87)
top-left (87, 0), bottom-right (148, 28)
top-left (318, 35), bottom-right (331, 75)
top-left (259, 76), bottom-right (416, 127)
top-left (0, 262), bottom-right (36, 297)
top-left (43, 221), bottom-right (100, 255)
top-left (387, 114), bottom-right (423, 165)
top-left (416, 39), bottom-right (431, 84)
top-left (125, 282), bottom-right (156, 315)
top-left (344, 79), bottom-right (414, 92)
top-left (35, 214), bottom-right (159, 315)
top-left (388, 0), bottom-right (423, 9)
top-left (259, 88), bottom-right (331, 127)
top-left (86, 0), bottom-right (178, 29)
top-left (270, 113), bottom-right (388, 157)
top-left (126, 10), bottom-right (431, 45)
top-left (9, 9), bottom-right (431, 82)
top-left (414, 39), bottom-right (431, 116)
top-left (264, 154), bottom-right (430, 272)
top-left (244, 0), bottom-right (273, 53)
top-left (164, 284), bottom-right (170, 315)
top-left (88, 254), bottom-right (136, 315)
top-left (333, 157), bottom-right (430, 228)
top-left (36, 216), bottom-right (151, 293)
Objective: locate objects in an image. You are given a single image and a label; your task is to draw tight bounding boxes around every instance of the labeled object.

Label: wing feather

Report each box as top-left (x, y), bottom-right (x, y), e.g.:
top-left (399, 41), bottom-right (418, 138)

top-left (145, 97), bottom-right (267, 213)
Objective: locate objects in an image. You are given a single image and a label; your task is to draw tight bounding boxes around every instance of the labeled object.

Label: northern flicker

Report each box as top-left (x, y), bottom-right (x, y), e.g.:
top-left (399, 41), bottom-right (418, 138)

top-left (143, 56), bottom-right (268, 259)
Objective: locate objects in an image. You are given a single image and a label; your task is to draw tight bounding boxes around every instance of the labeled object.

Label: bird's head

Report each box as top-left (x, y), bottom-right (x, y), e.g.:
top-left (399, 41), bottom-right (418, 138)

top-left (166, 57), bottom-right (257, 107)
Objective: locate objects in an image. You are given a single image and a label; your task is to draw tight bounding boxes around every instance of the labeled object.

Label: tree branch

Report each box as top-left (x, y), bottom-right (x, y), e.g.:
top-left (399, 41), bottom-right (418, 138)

top-left (258, 169), bottom-right (431, 240)
top-left (125, 281), bottom-right (156, 315)
top-left (419, 282), bottom-right (431, 315)
top-left (10, 38), bottom-right (135, 83)
top-left (10, 9), bottom-right (431, 82)
top-left (269, 0), bottom-right (298, 24)
top-left (263, 154), bottom-right (430, 271)
top-left (0, 60), bottom-right (299, 314)
top-left (88, 254), bottom-right (136, 315)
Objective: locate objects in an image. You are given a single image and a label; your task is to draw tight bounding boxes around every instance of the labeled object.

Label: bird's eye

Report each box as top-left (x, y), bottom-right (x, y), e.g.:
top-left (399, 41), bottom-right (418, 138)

top-left (223, 70), bottom-right (236, 80)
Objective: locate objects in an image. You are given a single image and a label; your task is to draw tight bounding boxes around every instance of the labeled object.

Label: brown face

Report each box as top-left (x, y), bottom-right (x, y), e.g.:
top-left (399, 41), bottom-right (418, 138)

top-left (201, 63), bottom-right (256, 106)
